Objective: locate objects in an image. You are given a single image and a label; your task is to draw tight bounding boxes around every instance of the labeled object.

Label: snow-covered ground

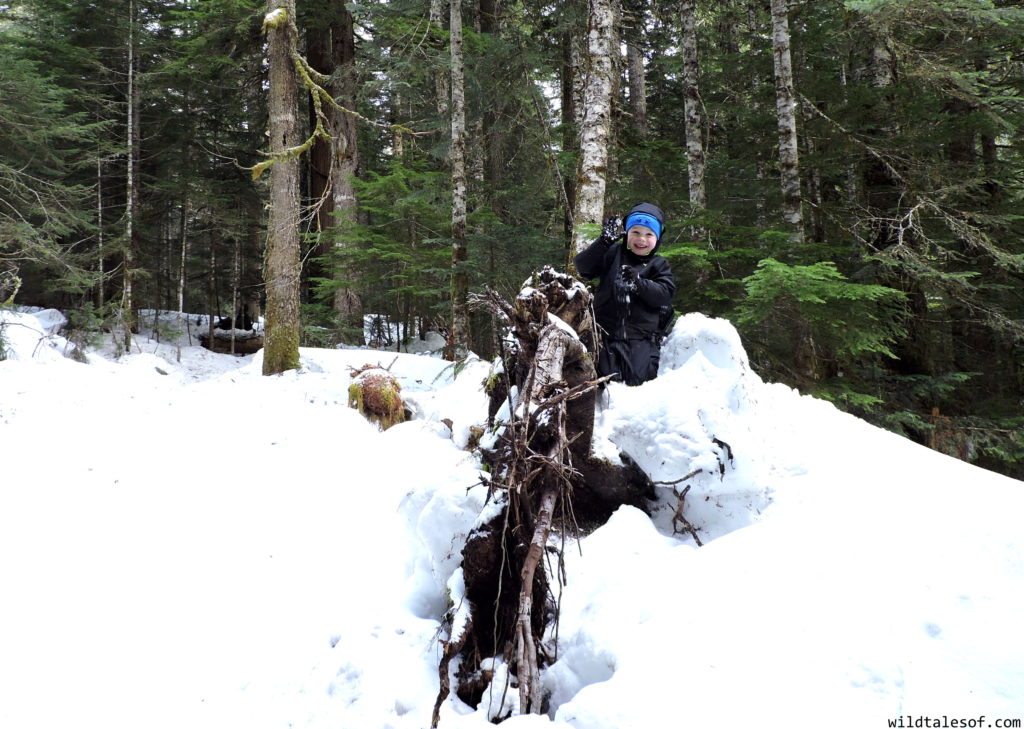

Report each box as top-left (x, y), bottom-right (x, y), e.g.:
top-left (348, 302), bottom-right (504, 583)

top-left (1, 307), bottom-right (1022, 729)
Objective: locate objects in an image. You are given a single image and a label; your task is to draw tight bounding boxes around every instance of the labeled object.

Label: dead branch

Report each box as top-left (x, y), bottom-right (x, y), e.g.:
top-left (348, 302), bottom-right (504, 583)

top-left (671, 483), bottom-right (703, 547)
top-left (652, 470), bottom-right (705, 546)
top-left (652, 468), bottom-right (703, 487)
top-left (431, 615), bottom-right (472, 729)
top-left (516, 483), bottom-right (558, 714)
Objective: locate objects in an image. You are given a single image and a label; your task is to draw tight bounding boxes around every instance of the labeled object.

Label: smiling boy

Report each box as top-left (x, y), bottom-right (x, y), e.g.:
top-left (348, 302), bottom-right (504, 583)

top-left (573, 202), bottom-right (677, 386)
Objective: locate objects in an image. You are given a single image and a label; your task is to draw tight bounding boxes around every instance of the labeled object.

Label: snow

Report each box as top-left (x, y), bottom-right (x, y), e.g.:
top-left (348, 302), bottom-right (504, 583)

top-left (1, 306), bottom-right (1022, 729)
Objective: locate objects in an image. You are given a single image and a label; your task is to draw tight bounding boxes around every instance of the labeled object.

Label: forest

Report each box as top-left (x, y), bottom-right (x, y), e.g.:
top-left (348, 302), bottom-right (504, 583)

top-left (0, 0), bottom-right (1022, 477)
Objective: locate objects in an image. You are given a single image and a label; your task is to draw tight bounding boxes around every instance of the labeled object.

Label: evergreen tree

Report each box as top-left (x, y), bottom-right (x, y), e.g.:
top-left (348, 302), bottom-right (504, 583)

top-left (3, 0), bottom-right (1022, 474)
top-left (0, 9), bottom-right (97, 297)
top-left (262, 0), bottom-right (302, 374)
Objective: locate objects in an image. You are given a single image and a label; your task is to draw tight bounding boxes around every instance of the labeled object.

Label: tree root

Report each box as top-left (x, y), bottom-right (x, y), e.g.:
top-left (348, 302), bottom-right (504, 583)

top-left (435, 267), bottom-right (660, 723)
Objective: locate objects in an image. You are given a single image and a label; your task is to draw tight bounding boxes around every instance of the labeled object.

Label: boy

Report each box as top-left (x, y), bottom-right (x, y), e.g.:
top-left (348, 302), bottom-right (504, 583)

top-left (573, 202), bottom-right (676, 386)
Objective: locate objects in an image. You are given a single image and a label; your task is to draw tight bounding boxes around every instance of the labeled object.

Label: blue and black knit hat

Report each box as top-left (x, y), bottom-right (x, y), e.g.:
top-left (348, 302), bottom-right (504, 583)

top-left (623, 202), bottom-right (666, 241)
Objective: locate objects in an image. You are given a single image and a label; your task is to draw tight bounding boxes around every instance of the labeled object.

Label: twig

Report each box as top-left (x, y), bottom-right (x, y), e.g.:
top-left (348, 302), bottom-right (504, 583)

top-left (652, 468), bottom-right (703, 486)
top-left (431, 614), bottom-right (472, 729)
top-left (668, 483), bottom-right (703, 547)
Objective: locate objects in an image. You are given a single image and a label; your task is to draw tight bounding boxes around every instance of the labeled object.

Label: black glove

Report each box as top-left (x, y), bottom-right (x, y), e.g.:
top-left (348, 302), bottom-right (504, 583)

top-left (615, 265), bottom-right (640, 303)
top-left (598, 215), bottom-right (624, 246)
top-left (620, 265), bottom-right (640, 287)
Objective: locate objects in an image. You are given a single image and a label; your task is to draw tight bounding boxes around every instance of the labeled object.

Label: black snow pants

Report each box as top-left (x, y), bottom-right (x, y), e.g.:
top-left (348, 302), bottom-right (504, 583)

top-left (597, 335), bottom-right (661, 386)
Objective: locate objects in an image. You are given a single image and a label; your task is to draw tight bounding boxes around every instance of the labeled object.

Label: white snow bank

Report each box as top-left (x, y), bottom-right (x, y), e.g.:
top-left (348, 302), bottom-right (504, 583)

top-left (594, 313), bottom-right (772, 542)
top-left (1, 306), bottom-right (1021, 729)
top-left (0, 308), bottom-right (74, 362)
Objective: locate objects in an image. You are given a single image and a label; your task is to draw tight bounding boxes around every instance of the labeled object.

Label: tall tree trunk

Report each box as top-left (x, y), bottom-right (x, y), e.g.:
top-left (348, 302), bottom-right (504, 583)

top-left (449, 0), bottom-right (470, 358)
top-left (977, 60), bottom-right (1000, 204)
top-left (859, 23), bottom-right (899, 245)
top-left (207, 234), bottom-right (217, 350)
top-left (480, 0), bottom-right (503, 220)
top-left (802, 101), bottom-right (826, 242)
top-left (605, 0), bottom-right (621, 187)
top-left (431, 0), bottom-right (450, 117)
top-left (770, 0), bottom-right (803, 243)
top-left (122, 0), bottom-right (139, 353)
top-left (681, 0), bottom-right (706, 211)
top-left (262, 0), bottom-right (302, 375)
top-left (96, 143), bottom-right (105, 310)
top-left (176, 195), bottom-right (189, 359)
top-left (748, 0), bottom-right (768, 227)
top-left (624, 5), bottom-right (647, 137)
top-left (869, 37), bottom-right (894, 88)
top-left (330, 4), bottom-right (363, 340)
top-left (570, 0), bottom-right (616, 259)
top-left (176, 89), bottom-right (192, 359)
top-left (561, 31), bottom-right (579, 239)
top-left (306, 26), bottom-right (333, 235)
top-left (838, 59), bottom-right (859, 208)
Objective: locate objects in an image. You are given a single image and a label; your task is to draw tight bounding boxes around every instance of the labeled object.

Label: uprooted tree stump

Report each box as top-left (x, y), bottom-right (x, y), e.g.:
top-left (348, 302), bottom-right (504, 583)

top-left (432, 266), bottom-right (655, 725)
top-left (348, 364), bottom-right (406, 430)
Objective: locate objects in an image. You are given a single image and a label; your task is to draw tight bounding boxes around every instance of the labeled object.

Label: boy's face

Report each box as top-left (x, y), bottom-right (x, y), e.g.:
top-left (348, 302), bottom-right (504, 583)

top-left (626, 225), bottom-right (658, 256)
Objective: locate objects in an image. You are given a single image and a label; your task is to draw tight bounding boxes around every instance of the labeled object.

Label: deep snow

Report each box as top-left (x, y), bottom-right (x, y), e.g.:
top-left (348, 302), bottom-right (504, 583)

top-left (1, 307), bottom-right (1021, 729)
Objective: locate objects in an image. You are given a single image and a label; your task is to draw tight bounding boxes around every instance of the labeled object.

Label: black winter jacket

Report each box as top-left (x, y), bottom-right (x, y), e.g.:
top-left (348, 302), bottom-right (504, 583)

top-left (573, 237), bottom-right (676, 341)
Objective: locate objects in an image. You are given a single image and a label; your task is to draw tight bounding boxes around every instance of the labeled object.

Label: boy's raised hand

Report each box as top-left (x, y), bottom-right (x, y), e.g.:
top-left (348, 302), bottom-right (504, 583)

top-left (599, 214), bottom-right (624, 245)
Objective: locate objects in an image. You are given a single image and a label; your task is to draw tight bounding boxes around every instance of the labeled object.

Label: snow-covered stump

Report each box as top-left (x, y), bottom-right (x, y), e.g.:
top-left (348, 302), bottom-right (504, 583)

top-left (347, 365), bottom-right (405, 430)
top-left (434, 267), bottom-right (652, 724)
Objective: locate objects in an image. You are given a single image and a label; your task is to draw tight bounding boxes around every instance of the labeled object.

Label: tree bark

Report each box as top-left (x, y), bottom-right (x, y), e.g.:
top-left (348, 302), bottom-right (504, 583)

top-left (306, 26), bottom-right (333, 235)
top-left (96, 130), bottom-right (105, 310)
top-left (122, 0), bottom-right (139, 353)
top-left (176, 192), bottom-right (189, 359)
top-left (430, 0), bottom-right (450, 117)
top-left (978, 59), bottom-right (1000, 203)
top-left (560, 30), bottom-right (580, 240)
top-left (329, 4), bottom-right (363, 338)
top-left (624, 17), bottom-right (647, 136)
top-left (449, 0), bottom-right (470, 358)
top-left (748, 0), bottom-right (768, 227)
top-left (770, 0), bottom-right (804, 243)
top-left (803, 103), bottom-right (826, 242)
top-left (262, 0), bottom-right (302, 375)
top-left (570, 0), bottom-right (616, 259)
top-left (681, 0), bottom-right (707, 211)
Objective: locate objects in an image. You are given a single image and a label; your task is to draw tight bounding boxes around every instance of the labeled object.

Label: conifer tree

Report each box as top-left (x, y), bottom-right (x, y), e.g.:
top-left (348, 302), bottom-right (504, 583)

top-left (769, 0), bottom-right (803, 243)
top-left (0, 14), bottom-right (97, 293)
top-left (262, 0), bottom-right (302, 374)
top-left (449, 0), bottom-right (470, 357)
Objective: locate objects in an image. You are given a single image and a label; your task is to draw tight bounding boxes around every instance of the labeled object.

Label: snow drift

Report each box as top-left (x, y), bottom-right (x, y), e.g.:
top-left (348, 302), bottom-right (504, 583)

top-left (1, 306), bottom-right (1021, 729)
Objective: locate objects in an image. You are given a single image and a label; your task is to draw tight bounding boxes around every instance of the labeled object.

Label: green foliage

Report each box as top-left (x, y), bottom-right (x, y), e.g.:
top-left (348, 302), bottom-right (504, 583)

top-left (0, 22), bottom-right (98, 288)
top-left (734, 258), bottom-right (907, 413)
top-left (315, 160), bottom-right (451, 327)
top-left (3, 0), bottom-right (1022, 476)
top-left (738, 258), bottom-right (907, 359)
top-left (968, 416), bottom-right (1024, 478)
top-left (299, 302), bottom-right (362, 348)
top-left (64, 303), bottom-right (109, 352)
